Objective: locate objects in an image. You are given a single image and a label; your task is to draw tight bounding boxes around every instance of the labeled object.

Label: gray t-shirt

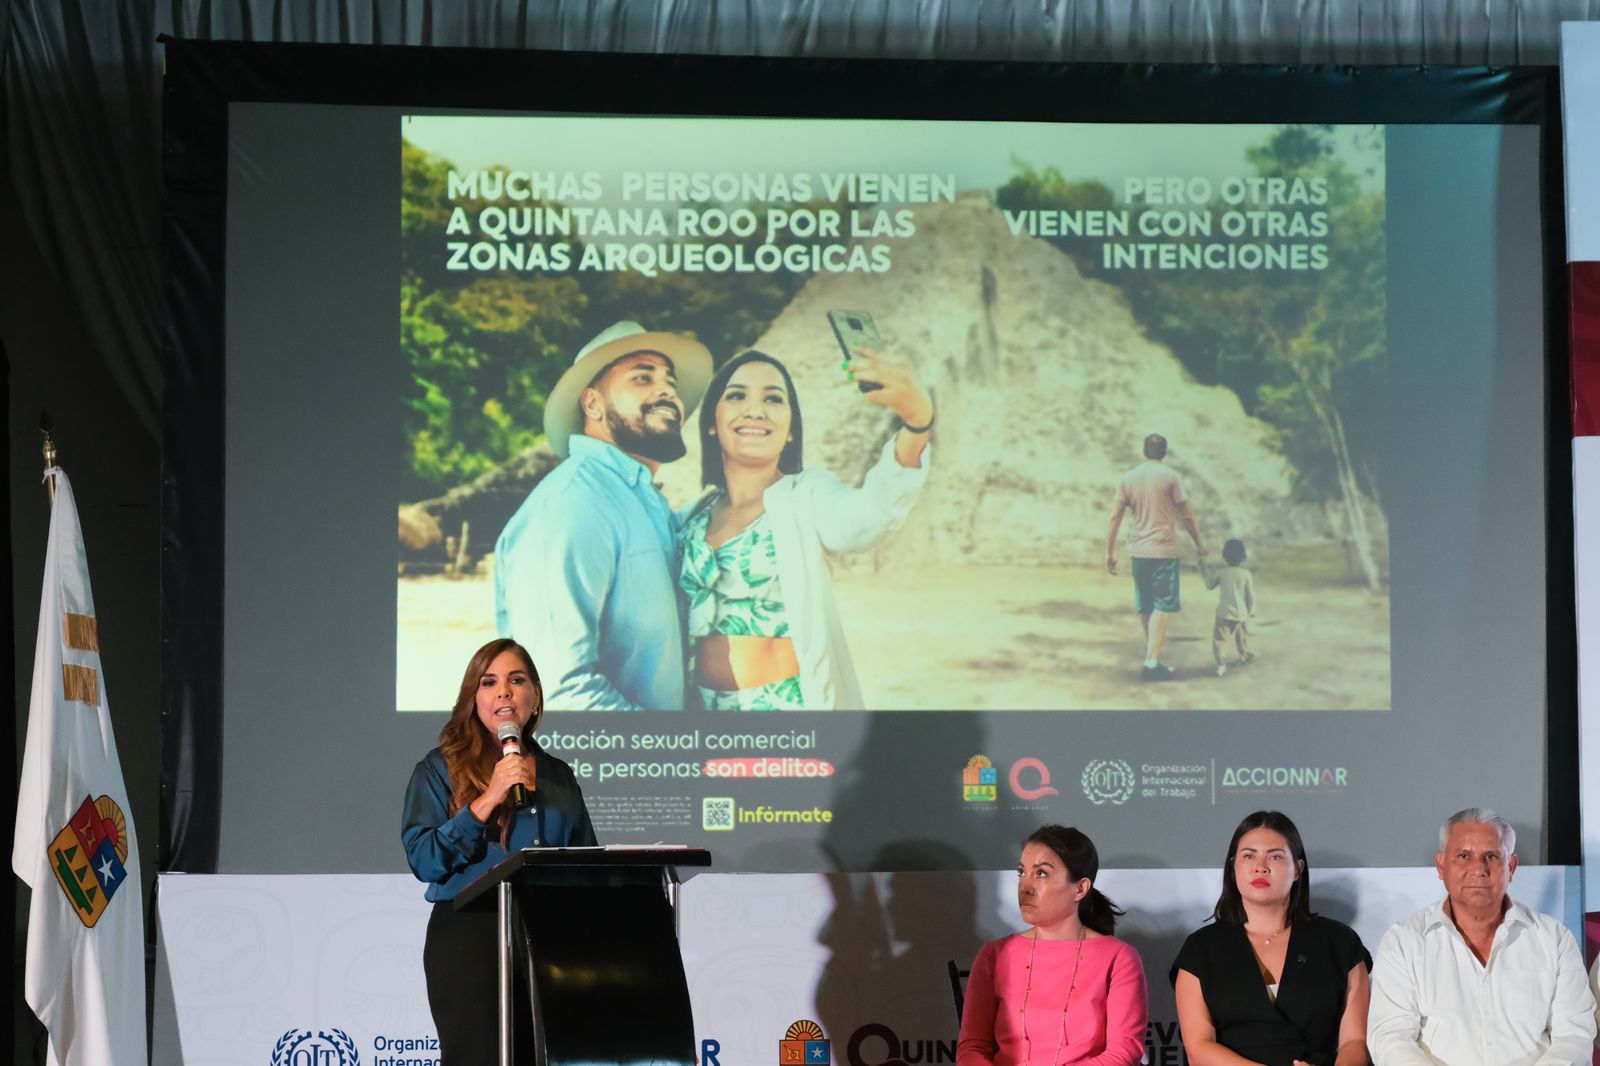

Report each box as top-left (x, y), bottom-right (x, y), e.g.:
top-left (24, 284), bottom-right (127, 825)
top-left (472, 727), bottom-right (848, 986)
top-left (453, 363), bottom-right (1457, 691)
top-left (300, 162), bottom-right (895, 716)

top-left (1205, 564), bottom-right (1255, 621)
top-left (1115, 461), bottom-right (1188, 558)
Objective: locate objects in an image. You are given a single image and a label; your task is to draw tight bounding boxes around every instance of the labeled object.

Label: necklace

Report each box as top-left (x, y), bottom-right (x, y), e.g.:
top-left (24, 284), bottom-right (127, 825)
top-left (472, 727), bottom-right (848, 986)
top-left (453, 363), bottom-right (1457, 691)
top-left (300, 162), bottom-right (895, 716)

top-left (1019, 928), bottom-right (1085, 1066)
top-left (1247, 924), bottom-right (1288, 946)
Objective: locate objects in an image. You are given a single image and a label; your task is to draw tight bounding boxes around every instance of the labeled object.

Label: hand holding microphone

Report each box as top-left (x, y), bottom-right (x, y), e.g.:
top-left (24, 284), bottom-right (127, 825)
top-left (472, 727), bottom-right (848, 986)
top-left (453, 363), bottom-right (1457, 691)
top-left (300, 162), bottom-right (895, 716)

top-left (495, 722), bottom-right (536, 810)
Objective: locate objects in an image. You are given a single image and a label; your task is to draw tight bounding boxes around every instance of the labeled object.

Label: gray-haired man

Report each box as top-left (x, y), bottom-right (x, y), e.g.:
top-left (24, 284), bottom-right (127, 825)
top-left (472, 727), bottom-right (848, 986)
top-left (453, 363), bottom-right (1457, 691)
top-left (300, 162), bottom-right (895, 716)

top-left (1368, 808), bottom-right (1596, 1064)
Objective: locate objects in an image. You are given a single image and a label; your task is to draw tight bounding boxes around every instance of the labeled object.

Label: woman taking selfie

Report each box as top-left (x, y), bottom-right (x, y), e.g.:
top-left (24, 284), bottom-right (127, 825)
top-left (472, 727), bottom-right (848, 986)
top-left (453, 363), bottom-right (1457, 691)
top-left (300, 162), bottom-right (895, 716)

top-left (679, 345), bottom-right (932, 710)
top-left (957, 825), bottom-right (1148, 1066)
top-left (1171, 811), bottom-right (1370, 1066)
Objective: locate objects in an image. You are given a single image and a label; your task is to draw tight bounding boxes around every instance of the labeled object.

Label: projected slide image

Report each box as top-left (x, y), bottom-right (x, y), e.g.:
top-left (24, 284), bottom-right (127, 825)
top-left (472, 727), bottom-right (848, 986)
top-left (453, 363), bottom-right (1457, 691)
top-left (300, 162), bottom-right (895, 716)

top-left (395, 116), bottom-right (1390, 712)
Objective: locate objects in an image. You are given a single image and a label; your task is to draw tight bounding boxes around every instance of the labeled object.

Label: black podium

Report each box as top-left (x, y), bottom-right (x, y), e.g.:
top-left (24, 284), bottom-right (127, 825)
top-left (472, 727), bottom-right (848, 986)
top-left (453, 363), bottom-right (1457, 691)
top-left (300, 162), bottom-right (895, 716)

top-left (454, 846), bottom-right (712, 1066)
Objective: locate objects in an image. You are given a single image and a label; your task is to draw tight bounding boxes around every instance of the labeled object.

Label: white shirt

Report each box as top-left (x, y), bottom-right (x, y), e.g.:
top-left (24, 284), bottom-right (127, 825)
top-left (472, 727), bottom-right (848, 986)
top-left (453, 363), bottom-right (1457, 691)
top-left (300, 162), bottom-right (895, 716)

top-left (760, 439), bottom-right (929, 709)
top-left (1368, 898), bottom-right (1597, 1065)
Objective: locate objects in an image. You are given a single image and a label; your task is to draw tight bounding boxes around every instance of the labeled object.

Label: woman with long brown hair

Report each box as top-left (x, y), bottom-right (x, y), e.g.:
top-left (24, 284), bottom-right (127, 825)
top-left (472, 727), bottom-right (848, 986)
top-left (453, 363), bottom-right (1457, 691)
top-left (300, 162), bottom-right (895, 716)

top-left (402, 637), bottom-right (596, 1063)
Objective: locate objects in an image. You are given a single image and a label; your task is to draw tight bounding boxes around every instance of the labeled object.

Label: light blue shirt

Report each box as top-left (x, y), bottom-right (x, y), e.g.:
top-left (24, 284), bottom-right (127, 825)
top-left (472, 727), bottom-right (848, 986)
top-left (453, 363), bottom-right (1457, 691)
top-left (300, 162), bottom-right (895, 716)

top-left (494, 435), bottom-right (687, 709)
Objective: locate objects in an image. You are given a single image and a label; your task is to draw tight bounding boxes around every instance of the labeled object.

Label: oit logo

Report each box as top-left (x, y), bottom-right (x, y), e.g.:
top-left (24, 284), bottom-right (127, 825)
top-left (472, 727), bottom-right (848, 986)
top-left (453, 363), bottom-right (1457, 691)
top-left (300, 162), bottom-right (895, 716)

top-left (270, 1028), bottom-right (359, 1066)
top-left (780, 1019), bottom-right (830, 1066)
top-left (962, 755), bottom-right (998, 802)
top-left (1081, 760), bottom-right (1136, 805)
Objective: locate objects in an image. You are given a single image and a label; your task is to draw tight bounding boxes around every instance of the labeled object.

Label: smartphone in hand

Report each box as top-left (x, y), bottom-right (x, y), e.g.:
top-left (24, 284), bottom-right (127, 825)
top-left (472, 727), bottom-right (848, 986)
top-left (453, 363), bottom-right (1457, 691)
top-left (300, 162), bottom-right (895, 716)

top-left (827, 309), bottom-right (885, 392)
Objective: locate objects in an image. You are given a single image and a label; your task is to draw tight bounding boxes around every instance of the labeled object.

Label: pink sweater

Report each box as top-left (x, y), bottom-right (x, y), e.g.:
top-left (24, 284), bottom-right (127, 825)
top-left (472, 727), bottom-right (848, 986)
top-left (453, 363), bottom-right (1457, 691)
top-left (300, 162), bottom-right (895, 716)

top-left (956, 933), bottom-right (1148, 1066)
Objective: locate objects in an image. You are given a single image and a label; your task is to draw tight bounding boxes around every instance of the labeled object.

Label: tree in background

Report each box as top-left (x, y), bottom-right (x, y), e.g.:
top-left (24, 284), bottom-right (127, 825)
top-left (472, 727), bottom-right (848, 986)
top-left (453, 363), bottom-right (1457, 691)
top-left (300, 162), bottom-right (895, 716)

top-left (401, 141), bottom-right (586, 497)
top-left (1002, 126), bottom-right (1388, 588)
top-left (400, 273), bottom-right (586, 495)
top-left (995, 159), bottom-right (1116, 278)
top-left (399, 141), bottom-right (806, 502)
top-left (1252, 184), bottom-right (1386, 591)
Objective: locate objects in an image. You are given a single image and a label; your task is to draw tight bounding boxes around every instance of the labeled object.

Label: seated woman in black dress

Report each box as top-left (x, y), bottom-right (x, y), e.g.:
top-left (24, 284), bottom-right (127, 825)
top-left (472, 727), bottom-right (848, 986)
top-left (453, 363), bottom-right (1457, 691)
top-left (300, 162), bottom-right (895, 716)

top-left (1170, 811), bottom-right (1370, 1066)
top-left (402, 638), bottom-right (597, 1065)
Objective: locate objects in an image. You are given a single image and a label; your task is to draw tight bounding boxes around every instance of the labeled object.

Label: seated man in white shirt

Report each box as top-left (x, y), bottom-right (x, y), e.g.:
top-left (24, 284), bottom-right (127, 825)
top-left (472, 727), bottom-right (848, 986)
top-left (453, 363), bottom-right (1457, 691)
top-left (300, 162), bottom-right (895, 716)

top-left (1368, 807), bottom-right (1596, 1065)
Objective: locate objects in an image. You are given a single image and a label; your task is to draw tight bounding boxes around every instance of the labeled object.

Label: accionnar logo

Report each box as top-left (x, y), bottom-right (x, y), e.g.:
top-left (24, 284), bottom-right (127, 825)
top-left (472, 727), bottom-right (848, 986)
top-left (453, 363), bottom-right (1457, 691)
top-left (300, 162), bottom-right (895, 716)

top-left (1220, 766), bottom-right (1348, 790)
top-left (1080, 760), bottom-right (1136, 806)
top-left (271, 1028), bottom-right (359, 1066)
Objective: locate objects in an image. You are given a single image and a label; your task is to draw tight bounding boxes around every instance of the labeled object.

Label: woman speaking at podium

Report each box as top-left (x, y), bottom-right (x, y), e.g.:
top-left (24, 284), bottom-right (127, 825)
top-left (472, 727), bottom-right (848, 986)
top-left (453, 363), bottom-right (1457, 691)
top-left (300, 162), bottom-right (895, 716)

top-left (402, 637), bottom-right (597, 1064)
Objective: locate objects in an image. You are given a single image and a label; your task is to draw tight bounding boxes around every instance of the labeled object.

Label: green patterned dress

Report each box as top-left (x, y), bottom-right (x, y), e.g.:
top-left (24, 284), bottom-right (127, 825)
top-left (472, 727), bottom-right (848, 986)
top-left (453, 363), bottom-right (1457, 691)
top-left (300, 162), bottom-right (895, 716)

top-left (679, 502), bottom-right (804, 710)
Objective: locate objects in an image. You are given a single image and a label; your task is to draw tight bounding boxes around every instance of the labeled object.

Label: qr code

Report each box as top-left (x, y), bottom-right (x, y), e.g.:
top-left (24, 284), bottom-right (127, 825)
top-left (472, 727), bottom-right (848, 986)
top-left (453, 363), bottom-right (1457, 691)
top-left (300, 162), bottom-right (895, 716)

top-left (702, 797), bottom-right (735, 831)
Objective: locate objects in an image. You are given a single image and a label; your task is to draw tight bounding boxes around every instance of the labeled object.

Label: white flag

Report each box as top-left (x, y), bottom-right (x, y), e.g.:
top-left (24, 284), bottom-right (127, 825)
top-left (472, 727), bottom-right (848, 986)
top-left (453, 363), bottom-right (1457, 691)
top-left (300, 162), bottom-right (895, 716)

top-left (12, 467), bottom-right (147, 1066)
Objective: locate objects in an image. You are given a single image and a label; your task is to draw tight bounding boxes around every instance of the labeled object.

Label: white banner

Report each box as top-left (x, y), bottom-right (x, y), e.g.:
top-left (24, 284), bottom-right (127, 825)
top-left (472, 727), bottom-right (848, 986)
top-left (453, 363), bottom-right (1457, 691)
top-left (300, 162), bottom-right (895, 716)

top-left (153, 866), bottom-right (1579, 1066)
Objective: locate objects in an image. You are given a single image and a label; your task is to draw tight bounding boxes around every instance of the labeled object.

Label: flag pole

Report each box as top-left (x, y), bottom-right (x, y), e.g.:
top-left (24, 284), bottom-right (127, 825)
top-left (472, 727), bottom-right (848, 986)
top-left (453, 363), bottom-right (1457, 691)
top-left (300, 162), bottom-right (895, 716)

top-left (41, 410), bottom-right (56, 503)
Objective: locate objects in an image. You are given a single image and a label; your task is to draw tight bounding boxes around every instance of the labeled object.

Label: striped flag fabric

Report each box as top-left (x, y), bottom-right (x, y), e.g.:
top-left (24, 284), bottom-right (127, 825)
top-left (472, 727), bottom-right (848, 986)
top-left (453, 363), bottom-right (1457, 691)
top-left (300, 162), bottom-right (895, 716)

top-left (11, 465), bottom-right (147, 1066)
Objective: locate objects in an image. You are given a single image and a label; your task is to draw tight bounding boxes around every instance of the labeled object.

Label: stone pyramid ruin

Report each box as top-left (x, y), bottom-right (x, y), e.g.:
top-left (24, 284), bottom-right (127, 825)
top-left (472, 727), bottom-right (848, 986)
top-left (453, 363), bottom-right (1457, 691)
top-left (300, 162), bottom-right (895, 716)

top-left (657, 196), bottom-right (1317, 571)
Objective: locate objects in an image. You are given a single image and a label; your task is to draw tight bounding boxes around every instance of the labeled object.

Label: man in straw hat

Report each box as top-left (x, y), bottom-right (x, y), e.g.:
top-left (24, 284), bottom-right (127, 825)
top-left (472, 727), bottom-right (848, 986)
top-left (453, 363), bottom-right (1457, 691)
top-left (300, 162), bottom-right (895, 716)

top-left (494, 321), bottom-right (712, 709)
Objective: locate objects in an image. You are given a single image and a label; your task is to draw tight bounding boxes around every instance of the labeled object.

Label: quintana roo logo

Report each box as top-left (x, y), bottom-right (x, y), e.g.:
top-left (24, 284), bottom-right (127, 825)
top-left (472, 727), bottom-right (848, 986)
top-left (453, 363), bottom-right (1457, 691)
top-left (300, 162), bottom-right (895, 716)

top-left (49, 794), bottom-right (132, 928)
top-left (780, 1019), bottom-right (830, 1066)
top-left (961, 755), bottom-right (998, 803)
top-left (271, 1027), bottom-right (359, 1066)
top-left (1080, 759), bottom-right (1136, 806)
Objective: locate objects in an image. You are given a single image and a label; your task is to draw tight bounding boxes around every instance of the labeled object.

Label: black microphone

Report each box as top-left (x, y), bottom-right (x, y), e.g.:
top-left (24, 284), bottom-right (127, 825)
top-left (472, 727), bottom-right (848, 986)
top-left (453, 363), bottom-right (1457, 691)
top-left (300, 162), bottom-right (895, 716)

top-left (497, 721), bottom-right (530, 809)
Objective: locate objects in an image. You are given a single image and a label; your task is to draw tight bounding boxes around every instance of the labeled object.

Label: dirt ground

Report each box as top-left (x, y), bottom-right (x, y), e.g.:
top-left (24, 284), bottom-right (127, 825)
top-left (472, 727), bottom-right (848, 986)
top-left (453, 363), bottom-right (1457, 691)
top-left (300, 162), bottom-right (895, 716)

top-left (835, 564), bottom-right (1389, 710)
top-left (395, 563), bottom-right (1389, 711)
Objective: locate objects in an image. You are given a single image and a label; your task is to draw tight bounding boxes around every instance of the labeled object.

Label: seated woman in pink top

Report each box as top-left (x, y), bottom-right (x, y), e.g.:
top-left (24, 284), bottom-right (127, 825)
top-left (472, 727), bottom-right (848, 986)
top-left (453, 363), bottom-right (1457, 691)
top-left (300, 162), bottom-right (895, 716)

top-left (957, 826), bottom-right (1149, 1066)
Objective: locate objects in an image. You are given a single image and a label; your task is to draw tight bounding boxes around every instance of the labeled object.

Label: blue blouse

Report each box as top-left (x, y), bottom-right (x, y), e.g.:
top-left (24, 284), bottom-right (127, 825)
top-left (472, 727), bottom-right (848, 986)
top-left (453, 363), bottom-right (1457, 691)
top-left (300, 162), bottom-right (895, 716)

top-left (402, 745), bottom-right (598, 902)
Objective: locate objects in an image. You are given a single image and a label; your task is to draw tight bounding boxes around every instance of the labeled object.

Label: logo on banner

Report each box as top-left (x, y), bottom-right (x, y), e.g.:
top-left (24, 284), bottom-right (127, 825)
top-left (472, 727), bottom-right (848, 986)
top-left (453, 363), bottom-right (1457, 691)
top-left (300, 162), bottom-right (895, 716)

top-left (1219, 766), bottom-right (1349, 791)
top-left (1009, 757), bottom-right (1059, 801)
top-left (1081, 760), bottom-right (1136, 806)
top-left (962, 755), bottom-right (998, 802)
top-left (780, 1019), bottom-right (830, 1066)
top-left (48, 794), bottom-right (131, 928)
top-left (843, 1022), bottom-right (954, 1066)
top-left (270, 1028), bottom-right (359, 1066)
